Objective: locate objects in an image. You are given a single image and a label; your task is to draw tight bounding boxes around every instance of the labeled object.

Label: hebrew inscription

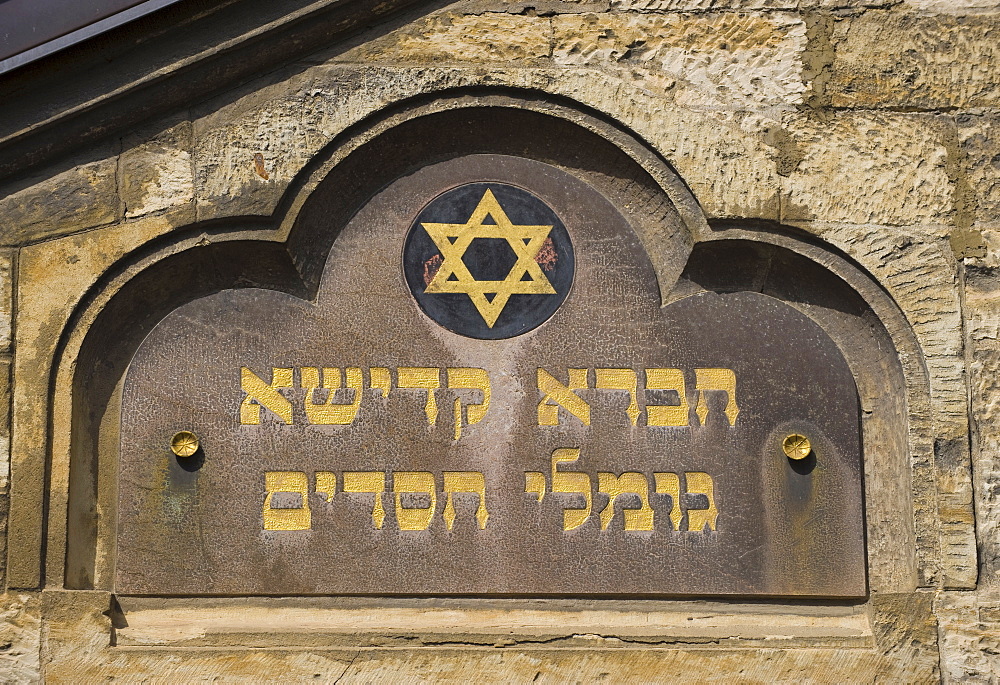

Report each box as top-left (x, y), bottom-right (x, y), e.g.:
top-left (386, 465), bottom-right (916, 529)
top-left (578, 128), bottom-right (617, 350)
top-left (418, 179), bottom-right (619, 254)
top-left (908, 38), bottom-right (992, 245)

top-left (117, 157), bottom-right (865, 596)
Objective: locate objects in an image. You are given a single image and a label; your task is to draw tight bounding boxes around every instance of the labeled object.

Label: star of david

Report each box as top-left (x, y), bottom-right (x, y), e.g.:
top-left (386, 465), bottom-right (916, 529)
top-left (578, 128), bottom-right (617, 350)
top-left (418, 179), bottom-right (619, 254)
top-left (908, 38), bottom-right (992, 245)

top-left (422, 189), bottom-right (557, 328)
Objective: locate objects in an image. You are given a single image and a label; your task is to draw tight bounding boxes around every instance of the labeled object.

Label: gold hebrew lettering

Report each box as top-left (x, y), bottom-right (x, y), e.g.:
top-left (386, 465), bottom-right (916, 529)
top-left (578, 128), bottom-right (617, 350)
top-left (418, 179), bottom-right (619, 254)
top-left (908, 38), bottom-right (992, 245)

top-left (442, 472), bottom-right (489, 529)
top-left (550, 448), bottom-right (592, 530)
top-left (263, 471), bottom-right (311, 530)
top-left (685, 472), bottom-right (719, 531)
top-left (597, 472), bottom-right (654, 530)
top-left (654, 472), bottom-right (683, 530)
top-left (537, 369), bottom-right (590, 426)
top-left (447, 367), bottom-right (491, 440)
top-left (300, 367), bottom-right (363, 425)
top-left (394, 471), bottom-right (437, 530)
top-left (694, 368), bottom-right (739, 426)
top-left (240, 367), bottom-right (293, 424)
top-left (315, 471), bottom-right (336, 502)
top-left (525, 472), bottom-right (546, 502)
top-left (397, 368), bottom-right (441, 425)
top-left (343, 471), bottom-right (387, 529)
top-left (595, 369), bottom-right (640, 425)
top-left (369, 367), bottom-right (392, 398)
top-left (645, 368), bottom-right (690, 427)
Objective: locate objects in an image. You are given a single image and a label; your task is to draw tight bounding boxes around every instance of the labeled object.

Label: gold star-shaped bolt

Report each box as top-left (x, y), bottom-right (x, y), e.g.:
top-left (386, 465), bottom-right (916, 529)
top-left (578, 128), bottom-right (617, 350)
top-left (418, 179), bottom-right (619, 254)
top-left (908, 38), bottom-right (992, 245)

top-left (170, 431), bottom-right (200, 458)
top-left (422, 189), bottom-right (557, 328)
top-left (782, 433), bottom-right (812, 460)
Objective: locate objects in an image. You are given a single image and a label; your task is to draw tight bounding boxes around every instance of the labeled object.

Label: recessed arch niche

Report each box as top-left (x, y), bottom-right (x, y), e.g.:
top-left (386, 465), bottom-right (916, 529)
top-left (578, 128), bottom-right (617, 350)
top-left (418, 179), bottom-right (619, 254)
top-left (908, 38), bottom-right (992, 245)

top-left (57, 93), bottom-right (914, 599)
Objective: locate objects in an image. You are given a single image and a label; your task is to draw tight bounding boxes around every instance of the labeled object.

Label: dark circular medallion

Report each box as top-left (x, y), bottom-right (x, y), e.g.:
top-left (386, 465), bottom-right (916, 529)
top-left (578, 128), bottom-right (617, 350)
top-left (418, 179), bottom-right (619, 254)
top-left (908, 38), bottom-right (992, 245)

top-left (403, 183), bottom-right (574, 339)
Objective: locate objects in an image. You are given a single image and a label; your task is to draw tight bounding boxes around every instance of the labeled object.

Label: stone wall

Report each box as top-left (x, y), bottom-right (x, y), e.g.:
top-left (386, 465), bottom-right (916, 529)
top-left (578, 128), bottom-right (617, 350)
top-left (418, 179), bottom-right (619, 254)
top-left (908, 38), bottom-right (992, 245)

top-left (0, 0), bottom-right (997, 680)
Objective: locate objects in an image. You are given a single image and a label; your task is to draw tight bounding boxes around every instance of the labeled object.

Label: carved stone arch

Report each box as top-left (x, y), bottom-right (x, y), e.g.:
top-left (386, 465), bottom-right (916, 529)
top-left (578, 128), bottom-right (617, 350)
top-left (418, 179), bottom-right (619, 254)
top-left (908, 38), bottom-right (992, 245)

top-left (673, 233), bottom-right (924, 593)
top-left (50, 91), bottom-right (917, 601)
top-left (276, 89), bottom-right (711, 302)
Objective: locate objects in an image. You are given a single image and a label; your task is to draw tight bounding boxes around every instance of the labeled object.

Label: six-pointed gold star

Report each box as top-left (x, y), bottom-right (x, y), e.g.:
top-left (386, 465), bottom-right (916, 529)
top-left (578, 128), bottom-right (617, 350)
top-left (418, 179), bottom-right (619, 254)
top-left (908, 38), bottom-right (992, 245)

top-left (422, 189), bottom-right (556, 328)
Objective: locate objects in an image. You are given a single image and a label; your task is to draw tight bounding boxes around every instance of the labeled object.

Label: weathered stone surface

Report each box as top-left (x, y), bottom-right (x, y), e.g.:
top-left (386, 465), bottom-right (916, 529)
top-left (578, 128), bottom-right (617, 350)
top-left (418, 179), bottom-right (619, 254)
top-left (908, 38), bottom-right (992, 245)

top-left (551, 12), bottom-right (808, 109)
top-left (120, 123), bottom-right (195, 221)
top-left (870, 592), bottom-right (940, 680)
top-left (0, 593), bottom-right (39, 683)
top-left (904, 0), bottom-right (1000, 12)
top-left (965, 252), bottom-right (1000, 589)
top-left (781, 112), bottom-right (953, 225)
top-left (193, 65), bottom-right (785, 222)
top-left (790, 222), bottom-right (974, 587)
top-left (936, 592), bottom-right (1000, 682)
top-left (9, 215), bottom-right (181, 589)
top-left (612, 0), bottom-right (894, 8)
top-left (335, 12), bottom-right (551, 64)
top-left (957, 113), bottom-right (1000, 228)
top-left (0, 361), bottom-right (10, 492)
top-left (0, 250), bottom-right (12, 352)
top-left (0, 158), bottom-right (118, 245)
top-left (39, 590), bottom-right (109, 681)
top-left (193, 68), bottom-right (349, 220)
top-left (830, 11), bottom-right (1000, 110)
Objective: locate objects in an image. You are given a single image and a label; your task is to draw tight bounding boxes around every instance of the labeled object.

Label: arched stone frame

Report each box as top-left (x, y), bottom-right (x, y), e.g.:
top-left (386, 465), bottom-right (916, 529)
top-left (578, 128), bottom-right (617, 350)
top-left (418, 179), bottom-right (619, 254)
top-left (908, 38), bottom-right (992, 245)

top-left (30, 92), bottom-right (936, 626)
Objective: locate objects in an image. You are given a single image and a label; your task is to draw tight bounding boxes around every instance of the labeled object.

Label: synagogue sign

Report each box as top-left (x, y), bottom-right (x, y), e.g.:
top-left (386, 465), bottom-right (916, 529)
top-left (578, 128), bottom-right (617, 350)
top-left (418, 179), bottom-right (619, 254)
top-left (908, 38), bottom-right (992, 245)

top-left (117, 158), bottom-right (866, 597)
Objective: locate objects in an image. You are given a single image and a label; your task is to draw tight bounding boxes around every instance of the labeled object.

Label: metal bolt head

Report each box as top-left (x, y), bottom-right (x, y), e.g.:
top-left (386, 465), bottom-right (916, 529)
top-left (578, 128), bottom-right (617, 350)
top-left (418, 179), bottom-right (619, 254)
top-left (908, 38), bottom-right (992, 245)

top-left (170, 431), bottom-right (200, 458)
top-left (782, 433), bottom-right (812, 460)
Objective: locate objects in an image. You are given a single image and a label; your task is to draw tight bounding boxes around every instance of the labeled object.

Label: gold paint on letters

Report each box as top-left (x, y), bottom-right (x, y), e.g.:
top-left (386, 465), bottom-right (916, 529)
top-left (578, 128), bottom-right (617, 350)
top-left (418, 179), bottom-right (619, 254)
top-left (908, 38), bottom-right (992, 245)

top-left (262, 471), bottom-right (311, 531)
top-left (550, 448), bottom-right (592, 530)
top-left (300, 367), bottom-right (363, 425)
top-left (343, 472), bottom-right (387, 528)
top-left (446, 367), bottom-right (491, 440)
top-left (240, 367), bottom-right (293, 424)
top-left (368, 367), bottom-right (392, 397)
top-left (257, 465), bottom-right (717, 534)
top-left (442, 472), bottom-right (489, 529)
top-left (397, 368), bottom-right (441, 425)
top-left (594, 369), bottom-right (640, 426)
top-left (645, 368), bottom-right (690, 427)
top-left (537, 368), bottom-right (590, 426)
top-left (315, 472), bottom-right (337, 502)
top-left (685, 472), bottom-right (719, 531)
top-left (393, 471), bottom-right (437, 531)
top-left (422, 189), bottom-right (556, 327)
top-left (694, 368), bottom-right (739, 426)
top-left (597, 472), bottom-right (654, 530)
top-left (653, 472), bottom-right (683, 531)
top-left (524, 472), bottom-right (546, 502)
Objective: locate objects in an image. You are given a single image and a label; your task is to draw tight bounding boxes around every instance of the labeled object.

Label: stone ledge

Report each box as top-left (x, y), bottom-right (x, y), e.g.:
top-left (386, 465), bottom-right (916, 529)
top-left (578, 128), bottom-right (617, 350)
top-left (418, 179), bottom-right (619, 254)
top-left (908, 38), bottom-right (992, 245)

top-left (114, 597), bottom-right (874, 649)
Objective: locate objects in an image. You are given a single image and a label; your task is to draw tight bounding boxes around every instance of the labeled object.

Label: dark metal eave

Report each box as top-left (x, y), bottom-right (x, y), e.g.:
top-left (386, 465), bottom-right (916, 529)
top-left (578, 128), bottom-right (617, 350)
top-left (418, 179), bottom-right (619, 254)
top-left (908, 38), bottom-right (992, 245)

top-left (0, 0), bottom-right (187, 75)
top-left (0, 0), bottom-right (428, 189)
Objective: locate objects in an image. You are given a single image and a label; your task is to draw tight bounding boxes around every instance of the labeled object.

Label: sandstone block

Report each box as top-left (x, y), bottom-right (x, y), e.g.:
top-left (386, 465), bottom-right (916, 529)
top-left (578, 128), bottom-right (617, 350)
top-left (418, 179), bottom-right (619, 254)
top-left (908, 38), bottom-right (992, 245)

top-left (957, 113), bottom-right (1000, 228)
top-left (335, 12), bottom-right (551, 64)
top-left (0, 361), bottom-right (8, 491)
top-left (964, 260), bottom-right (1000, 587)
top-left (829, 11), bottom-right (1000, 109)
top-left (935, 592), bottom-right (1000, 682)
top-left (0, 158), bottom-right (118, 245)
top-left (0, 250), bottom-right (11, 351)
top-left (552, 12), bottom-right (807, 109)
top-left (903, 0), bottom-right (1000, 11)
top-left (121, 123), bottom-right (194, 220)
top-left (193, 71), bottom-right (347, 220)
top-left (781, 112), bottom-right (952, 225)
top-left (0, 593), bottom-right (40, 683)
top-left (611, 0), bottom-right (893, 8)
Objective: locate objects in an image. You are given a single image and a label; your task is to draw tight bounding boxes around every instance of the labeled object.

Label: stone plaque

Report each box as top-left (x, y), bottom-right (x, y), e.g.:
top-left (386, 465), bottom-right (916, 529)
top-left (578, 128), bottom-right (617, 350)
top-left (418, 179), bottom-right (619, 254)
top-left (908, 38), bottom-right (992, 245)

top-left (117, 155), bottom-right (866, 597)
